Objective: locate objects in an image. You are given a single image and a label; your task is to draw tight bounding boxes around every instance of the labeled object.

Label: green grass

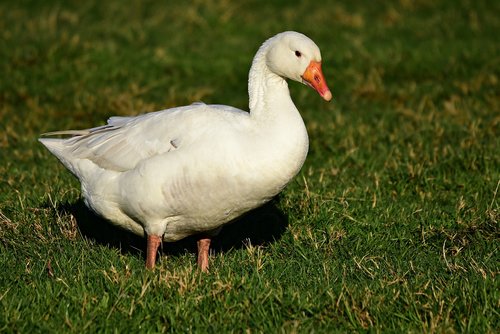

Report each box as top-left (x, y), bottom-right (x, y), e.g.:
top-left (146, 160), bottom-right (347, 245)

top-left (1, 0), bottom-right (499, 332)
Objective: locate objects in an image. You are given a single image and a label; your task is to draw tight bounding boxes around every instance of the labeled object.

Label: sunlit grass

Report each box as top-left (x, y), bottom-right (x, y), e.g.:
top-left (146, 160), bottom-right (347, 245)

top-left (1, 0), bottom-right (499, 332)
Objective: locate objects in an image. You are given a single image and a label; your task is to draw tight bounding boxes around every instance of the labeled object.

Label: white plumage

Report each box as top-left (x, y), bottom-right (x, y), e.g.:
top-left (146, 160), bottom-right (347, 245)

top-left (40, 31), bottom-right (331, 270)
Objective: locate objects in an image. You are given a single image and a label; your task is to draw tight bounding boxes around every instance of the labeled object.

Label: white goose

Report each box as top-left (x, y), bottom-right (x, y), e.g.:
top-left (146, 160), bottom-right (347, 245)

top-left (40, 31), bottom-right (331, 271)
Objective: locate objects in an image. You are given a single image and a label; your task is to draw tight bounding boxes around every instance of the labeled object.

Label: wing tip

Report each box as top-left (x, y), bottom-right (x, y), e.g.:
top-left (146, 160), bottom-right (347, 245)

top-left (40, 130), bottom-right (90, 137)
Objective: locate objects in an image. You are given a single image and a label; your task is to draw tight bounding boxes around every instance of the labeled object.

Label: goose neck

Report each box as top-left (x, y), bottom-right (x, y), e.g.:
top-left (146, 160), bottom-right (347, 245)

top-left (247, 47), bottom-right (293, 119)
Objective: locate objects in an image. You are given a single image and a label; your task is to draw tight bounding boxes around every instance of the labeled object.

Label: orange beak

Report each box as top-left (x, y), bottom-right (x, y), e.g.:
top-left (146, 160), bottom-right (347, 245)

top-left (301, 61), bottom-right (332, 101)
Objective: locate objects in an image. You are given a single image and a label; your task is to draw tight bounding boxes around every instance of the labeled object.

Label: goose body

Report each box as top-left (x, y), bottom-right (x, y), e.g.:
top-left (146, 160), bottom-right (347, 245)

top-left (40, 31), bottom-right (331, 270)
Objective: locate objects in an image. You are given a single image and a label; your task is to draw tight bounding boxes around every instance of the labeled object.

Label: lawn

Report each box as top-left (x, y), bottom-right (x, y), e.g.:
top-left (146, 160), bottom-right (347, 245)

top-left (1, 0), bottom-right (499, 332)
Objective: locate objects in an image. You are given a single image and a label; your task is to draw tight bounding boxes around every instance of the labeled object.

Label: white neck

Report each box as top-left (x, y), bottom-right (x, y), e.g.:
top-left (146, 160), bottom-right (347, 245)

top-left (247, 42), bottom-right (296, 120)
top-left (245, 40), bottom-right (309, 190)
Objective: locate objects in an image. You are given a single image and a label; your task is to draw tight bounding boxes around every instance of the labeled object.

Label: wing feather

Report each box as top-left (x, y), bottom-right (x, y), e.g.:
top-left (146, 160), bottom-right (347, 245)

top-left (41, 103), bottom-right (250, 172)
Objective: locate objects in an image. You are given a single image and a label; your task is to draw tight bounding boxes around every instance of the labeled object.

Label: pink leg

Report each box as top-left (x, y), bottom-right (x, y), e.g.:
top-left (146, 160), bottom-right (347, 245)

top-left (197, 237), bottom-right (211, 272)
top-left (146, 234), bottom-right (162, 269)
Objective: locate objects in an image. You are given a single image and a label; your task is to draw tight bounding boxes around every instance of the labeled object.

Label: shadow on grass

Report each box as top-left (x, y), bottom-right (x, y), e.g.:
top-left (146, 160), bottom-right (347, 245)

top-left (57, 198), bottom-right (289, 263)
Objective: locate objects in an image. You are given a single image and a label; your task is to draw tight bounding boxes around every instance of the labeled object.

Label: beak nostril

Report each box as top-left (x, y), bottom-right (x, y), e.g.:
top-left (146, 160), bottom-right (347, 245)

top-left (303, 60), bottom-right (331, 101)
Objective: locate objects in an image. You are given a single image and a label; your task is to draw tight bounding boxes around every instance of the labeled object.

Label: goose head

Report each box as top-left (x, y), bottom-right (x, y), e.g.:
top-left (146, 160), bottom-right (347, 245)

top-left (265, 32), bottom-right (332, 101)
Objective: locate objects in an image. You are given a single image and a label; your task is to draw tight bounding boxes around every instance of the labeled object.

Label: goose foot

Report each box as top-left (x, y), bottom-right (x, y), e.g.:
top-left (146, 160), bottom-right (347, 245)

top-left (146, 234), bottom-right (162, 269)
top-left (197, 237), bottom-right (211, 272)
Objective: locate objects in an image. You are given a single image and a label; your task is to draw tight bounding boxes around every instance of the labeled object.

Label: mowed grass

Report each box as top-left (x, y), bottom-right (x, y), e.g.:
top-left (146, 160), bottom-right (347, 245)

top-left (1, 0), bottom-right (499, 332)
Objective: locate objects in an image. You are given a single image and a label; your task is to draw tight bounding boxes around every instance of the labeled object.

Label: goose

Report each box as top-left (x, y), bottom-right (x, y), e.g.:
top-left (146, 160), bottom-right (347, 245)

top-left (39, 31), bottom-right (332, 271)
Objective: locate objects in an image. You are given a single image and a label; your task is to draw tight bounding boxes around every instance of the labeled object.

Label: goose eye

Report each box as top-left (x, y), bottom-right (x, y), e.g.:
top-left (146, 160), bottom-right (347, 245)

top-left (295, 50), bottom-right (302, 58)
